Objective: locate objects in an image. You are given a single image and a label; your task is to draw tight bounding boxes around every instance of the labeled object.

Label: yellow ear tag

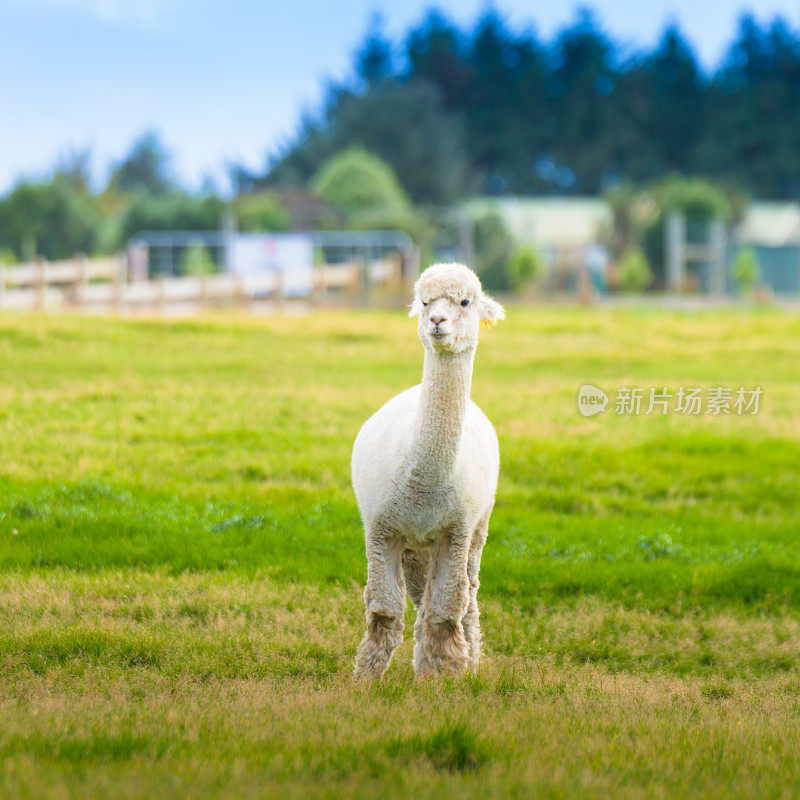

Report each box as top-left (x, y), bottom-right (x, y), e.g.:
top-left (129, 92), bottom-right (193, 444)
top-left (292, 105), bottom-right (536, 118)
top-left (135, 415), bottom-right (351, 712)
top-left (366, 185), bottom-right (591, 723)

top-left (480, 319), bottom-right (496, 329)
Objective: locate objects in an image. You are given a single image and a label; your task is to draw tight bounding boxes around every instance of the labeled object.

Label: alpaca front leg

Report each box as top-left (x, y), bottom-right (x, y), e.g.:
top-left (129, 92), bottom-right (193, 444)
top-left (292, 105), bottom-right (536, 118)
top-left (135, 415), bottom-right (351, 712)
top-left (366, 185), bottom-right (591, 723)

top-left (413, 531), bottom-right (470, 677)
top-left (462, 515), bottom-right (489, 671)
top-left (354, 533), bottom-right (405, 680)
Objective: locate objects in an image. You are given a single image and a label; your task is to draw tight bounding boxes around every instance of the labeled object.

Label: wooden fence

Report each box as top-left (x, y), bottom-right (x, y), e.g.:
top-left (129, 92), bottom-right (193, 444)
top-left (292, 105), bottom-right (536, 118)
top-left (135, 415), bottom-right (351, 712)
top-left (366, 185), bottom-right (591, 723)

top-left (0, 255), bottom-right (399, 313)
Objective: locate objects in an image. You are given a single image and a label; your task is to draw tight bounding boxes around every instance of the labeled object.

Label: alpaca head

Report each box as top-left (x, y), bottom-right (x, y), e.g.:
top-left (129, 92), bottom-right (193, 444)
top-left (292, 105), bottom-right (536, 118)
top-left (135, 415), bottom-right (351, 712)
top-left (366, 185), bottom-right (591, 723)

top-left (409, 263), bottom-right (505, 354)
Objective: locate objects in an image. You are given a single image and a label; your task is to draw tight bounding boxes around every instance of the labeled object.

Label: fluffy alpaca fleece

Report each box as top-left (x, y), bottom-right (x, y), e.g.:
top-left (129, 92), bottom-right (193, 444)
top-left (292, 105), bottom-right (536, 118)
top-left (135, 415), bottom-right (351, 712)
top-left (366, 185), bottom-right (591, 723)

top-left (351, 263), bottom-right (505, 679)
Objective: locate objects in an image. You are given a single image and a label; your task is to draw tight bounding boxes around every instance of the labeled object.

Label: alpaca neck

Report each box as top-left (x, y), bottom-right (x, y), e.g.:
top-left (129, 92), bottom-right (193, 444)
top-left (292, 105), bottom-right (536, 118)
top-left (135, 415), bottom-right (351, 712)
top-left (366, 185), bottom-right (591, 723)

top-left (408, 347), bottom-right (475, 487)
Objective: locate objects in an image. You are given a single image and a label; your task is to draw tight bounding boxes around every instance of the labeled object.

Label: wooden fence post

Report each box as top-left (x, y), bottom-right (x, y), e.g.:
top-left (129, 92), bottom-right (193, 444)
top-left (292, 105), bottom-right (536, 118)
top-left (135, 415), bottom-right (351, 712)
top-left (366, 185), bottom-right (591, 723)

top-left (235, 274), bottom-right (249, 310)
top-left (311, 268), bottom-right (323, 308)
top-left (71, 253), bottom-right (89, 307)
top-left (112, 254), bottom-right (125, 313)
top-left (34, 257), bottom-right (45, 311)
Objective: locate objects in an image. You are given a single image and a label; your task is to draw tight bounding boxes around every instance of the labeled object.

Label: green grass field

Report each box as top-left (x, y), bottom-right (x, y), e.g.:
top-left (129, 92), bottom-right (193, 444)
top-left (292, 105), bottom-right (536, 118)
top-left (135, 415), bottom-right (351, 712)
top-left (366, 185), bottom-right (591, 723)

top-left (1, 307), bottom-right (799, 799)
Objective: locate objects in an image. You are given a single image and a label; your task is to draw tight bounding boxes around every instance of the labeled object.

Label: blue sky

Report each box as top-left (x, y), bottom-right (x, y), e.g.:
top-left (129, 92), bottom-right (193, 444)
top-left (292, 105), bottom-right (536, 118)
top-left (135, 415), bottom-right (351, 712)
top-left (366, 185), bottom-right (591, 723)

top-left (1, 0), bottom-right (799, 194)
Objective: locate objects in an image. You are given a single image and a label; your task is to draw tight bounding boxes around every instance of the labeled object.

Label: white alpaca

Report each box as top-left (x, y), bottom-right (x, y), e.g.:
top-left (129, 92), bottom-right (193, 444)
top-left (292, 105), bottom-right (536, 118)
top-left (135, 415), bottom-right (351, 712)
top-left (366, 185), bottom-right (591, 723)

top-left (351, 263), bottom-right (504, 679)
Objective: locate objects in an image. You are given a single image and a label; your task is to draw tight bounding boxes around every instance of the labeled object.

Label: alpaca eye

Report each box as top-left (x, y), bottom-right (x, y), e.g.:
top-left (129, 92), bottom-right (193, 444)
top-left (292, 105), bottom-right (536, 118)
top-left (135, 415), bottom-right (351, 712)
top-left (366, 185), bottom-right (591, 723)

top-left (422, 302), bottom-right (428, 307)
top-left (461, 299), bottom-right (470, 307)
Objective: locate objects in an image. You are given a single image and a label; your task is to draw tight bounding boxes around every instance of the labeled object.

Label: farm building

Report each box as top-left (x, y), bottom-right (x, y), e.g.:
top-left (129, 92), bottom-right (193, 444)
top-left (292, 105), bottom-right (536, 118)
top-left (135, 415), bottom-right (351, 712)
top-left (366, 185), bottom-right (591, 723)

top-left (470, 197), bottom-right (800, 296)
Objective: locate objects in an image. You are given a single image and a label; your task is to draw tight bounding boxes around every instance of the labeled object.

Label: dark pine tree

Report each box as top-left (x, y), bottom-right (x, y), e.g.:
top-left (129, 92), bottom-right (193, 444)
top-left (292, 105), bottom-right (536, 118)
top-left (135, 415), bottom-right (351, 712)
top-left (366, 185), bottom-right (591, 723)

top-left (547, 9), bottom-right (620, 193)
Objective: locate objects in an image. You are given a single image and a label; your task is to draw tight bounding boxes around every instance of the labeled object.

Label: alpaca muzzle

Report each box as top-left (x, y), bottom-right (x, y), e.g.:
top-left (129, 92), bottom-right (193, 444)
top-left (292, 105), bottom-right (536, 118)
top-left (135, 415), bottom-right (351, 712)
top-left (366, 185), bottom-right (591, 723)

top-left (428, 321), bottom-right (452, 337)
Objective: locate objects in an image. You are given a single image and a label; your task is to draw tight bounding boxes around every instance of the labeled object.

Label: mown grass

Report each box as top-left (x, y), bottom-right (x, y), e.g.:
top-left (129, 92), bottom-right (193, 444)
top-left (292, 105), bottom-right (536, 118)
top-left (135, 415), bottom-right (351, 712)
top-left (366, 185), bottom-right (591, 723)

top-left (0, 307), bottom-right (799, 798)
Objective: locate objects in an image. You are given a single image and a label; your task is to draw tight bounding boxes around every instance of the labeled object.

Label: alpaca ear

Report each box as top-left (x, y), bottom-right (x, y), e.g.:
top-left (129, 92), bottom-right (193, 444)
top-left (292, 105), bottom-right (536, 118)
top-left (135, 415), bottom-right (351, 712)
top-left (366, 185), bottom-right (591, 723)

top-left (408, 297), bottom-right (423, 318)
top-left (478, 292), bottom-right (505, 328)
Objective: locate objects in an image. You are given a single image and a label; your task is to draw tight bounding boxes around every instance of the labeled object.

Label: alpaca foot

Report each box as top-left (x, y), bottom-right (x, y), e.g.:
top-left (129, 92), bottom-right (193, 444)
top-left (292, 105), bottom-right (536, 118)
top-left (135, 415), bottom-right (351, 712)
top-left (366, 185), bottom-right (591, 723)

top-left (412, 639), bottom-right (434, 678)
top-left (354, 611), bottom-right (403, 680)
top-left (463, 621), bottom-right (483, 672)
top-left (469, 646), bottom-right (482, 673)
top-left (465, 638), bottom-right (482, 673)
top-left (414, 617), bottom-right (469, 677)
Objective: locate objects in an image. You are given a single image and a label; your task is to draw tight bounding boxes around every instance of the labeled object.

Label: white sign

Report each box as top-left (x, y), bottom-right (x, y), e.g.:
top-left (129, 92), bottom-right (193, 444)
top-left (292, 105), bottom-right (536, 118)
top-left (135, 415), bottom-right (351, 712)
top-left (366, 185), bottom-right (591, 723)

top-left (227, 233), bottom-right (314, 296)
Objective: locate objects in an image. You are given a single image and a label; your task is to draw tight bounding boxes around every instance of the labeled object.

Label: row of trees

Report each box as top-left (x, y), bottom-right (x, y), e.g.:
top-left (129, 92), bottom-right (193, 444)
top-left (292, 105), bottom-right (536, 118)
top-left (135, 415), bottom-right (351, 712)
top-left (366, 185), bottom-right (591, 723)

top-left (258, 10), bottom-right (800, 203)
top-left (0, 135), bottom-right (208, 261)
top-left (0, 134), bottom-right (295, 262)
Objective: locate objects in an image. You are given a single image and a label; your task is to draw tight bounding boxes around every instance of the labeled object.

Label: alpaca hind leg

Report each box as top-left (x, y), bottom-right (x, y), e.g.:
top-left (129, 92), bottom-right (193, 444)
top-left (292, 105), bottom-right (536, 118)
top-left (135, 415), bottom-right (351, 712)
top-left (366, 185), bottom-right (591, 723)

top-left (402, 548), bottom-right (429, 608)
top-left (354, 533), bottom-right (405, 680)
top-left (414, 530), bottom-right (470, 677)
top-left (403, 550), bottom-right (431, 675)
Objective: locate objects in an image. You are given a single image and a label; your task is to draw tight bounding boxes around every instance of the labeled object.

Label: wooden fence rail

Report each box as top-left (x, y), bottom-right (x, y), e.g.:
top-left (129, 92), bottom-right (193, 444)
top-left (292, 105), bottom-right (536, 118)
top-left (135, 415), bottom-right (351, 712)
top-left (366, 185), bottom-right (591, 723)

top-left (0, 255), bottom-right (397, 313)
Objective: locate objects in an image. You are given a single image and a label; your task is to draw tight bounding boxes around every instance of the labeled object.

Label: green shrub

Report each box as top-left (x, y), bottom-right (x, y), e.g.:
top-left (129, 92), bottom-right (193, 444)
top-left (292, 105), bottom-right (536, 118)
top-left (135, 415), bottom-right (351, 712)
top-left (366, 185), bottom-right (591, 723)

top-left (311, 148), bottom-right (409, 215)
top-left (182, 241), bottom-right (217, 276)
top-left (0, 248), bottom-right (18, 265)
top-left (0, 178), bottom-right (103, 260)
top-left (732, 246), bottom-right (761, 294)
top-left (506, 245), bottom-right (545, 290)
top-left (473, 212), bottom-right (513, 292)
top-left (232, 193), bottom-right (290, 232)
top-left (617, 248), bottom-right (653, 292)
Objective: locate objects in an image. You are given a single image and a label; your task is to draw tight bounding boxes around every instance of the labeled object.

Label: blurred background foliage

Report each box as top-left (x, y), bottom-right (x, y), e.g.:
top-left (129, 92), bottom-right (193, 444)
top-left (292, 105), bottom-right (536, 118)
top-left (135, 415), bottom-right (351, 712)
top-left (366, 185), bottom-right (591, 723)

top-left (732, 245), bottom-right (762, 294)
top-left (311, 148), bottom-right (410, 215)
top-left (264, 10), bottom-right (800, 201)
top-left (230, 193), bottom-right (291, 233)
top-left (1, 8), bottom-right (798, 291)
top-left (616, 248), bottom-right (654, 293)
